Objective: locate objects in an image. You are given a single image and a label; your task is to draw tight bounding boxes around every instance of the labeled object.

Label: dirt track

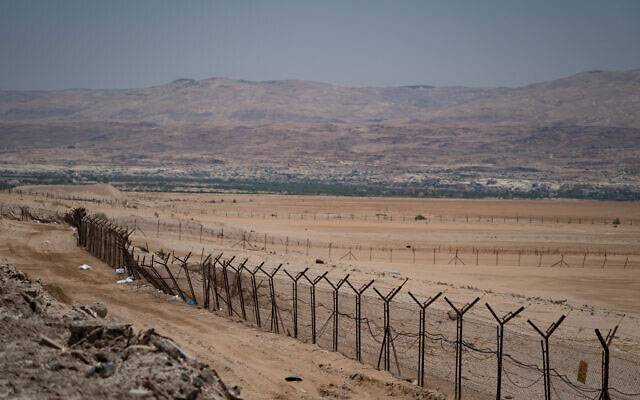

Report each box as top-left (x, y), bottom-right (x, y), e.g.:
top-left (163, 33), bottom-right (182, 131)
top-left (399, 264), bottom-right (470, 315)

top-left (0, 219), bottom-right (445, 400)
top-left (2, 187), bottom-right (640, 399)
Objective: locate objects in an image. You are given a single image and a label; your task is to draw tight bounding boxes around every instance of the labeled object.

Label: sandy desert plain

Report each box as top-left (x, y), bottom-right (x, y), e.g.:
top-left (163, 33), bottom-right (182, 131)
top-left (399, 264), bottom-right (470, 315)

top-left (1, 184), bottom-right (639, 400)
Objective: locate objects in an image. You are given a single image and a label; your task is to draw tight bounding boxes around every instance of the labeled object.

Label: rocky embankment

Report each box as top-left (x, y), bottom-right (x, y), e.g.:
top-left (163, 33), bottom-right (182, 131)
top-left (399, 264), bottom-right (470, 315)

top-left (0, 263), bottom-right (241, 400)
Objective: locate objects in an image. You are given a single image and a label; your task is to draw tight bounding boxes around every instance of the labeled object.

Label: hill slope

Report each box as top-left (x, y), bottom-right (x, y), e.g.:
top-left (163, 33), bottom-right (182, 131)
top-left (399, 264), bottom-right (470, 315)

top-left (1, 70), bottom-right (640, 198)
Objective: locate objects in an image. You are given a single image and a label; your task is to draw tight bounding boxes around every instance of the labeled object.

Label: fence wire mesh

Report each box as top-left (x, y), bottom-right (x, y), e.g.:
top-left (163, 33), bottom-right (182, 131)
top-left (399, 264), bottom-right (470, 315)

top-left (134, 254), bottom-right (640, 400)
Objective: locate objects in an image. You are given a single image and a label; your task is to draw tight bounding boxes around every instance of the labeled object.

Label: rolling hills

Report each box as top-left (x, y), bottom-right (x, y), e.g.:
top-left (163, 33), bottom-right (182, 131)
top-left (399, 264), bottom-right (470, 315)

top-left (1, 70), bottom-right (639, 198)
top-left (1, 69), bottom-right (639, 127)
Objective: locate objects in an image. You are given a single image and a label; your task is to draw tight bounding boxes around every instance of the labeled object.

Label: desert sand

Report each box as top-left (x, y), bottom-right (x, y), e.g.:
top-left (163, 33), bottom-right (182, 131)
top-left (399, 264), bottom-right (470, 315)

top-left (1, 185), bottom-right (639, 399)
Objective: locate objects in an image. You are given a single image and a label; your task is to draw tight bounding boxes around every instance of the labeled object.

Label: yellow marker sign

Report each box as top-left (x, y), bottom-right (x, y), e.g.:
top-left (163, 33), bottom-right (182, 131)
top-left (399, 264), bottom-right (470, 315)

top-left (577, 360), bottom-right (588, 384)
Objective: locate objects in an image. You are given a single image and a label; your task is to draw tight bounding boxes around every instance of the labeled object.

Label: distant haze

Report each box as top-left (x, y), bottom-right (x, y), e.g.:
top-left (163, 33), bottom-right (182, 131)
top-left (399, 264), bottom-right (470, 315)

top-left (1, 0), bottom-right (639, 90)
top-left (2, 70), bottom-right (640, 127)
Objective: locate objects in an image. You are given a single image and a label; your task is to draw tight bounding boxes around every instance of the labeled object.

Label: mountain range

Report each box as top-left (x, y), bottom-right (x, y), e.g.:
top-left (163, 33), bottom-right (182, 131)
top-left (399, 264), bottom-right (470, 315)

top-left (2, 69), bottom-right (639, 128)
top-left (1, 69), bottom-right (639, 199)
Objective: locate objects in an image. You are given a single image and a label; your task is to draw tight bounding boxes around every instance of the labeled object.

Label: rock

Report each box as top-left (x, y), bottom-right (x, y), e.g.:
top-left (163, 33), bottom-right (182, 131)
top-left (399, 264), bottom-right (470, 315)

top-left (228, 386), bottom-right (242, 398)
top-left (86, 361), bottom-right (116, 378)
top-left (47, 361), bottom-right (65, 371)
top-left (192, 376), bottom-right (205, 388)
top-left (88, 303), bottom-right (108, 318)
top-left (184, 387), bottom-right (200, 400)
top-left (94, 352), bottom-right (111, 363)
top-left (21, 293), bottom-right (40, 313)
top-left (70, 350), bottom-right (91, 364)
top-left (447, 310), bottom-right (457, 320)
top-left (349, 373), bottom-right (366, 382)
top-left (68, 320), bottom-right (130, 346)
top-left (123, 345), bottom-right (155, 360)
top-left (39, 334), bottom-right (64, 350)
top-left (1, 263), bottom-right (241, 400)
top-left (285, 375), bottom-right (303, 382)
top-left (315, 259), bottom-right (325, 264)
top-left (77, 305), bottom-right (98, 318)
top-left (198, 368), bottom-right (217, 384)
top-left (129, 388), bottom-right (153, 397)
top-left (143, 330), bottom-right (188, 361)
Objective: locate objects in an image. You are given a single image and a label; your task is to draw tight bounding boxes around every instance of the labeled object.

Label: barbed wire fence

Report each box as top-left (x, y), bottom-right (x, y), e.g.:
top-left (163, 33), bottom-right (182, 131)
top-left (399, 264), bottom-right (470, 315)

top-left (63, 209), bottom-right (640, 400)
top-left (4, 188), bottom-right (639, 227)
top-left (113, 214), bottom-right (639, 270)
top-left (5, 193), bottom-right (632, 271)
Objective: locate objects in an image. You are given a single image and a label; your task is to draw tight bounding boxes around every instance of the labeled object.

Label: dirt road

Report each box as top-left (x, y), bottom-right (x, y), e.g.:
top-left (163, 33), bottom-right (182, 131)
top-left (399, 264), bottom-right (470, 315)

top-left (0, 219), bottom-right (445, 400)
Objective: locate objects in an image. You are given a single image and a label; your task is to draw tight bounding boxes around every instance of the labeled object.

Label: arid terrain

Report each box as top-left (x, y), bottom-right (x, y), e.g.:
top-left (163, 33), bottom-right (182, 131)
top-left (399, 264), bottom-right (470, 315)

top-left (2, 3), bottom-right (639, 400)
top-left (2, 70), bottom-right (640, 198)
top-left (0, 263), bottom-right (240, 400)
top-left (0, 214), bottom-right (444, 400)
top-left (1, 184), bottom-right (639, 399)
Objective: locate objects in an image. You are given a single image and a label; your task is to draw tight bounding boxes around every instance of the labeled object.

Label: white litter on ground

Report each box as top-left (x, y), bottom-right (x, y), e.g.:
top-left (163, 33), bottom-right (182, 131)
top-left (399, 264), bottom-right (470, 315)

top-left (79, 264), bottom-right (92, 270)
top-left (115, 268), bottom-right (126, 274)
top-left (117, 276), bottom-right (134, 284)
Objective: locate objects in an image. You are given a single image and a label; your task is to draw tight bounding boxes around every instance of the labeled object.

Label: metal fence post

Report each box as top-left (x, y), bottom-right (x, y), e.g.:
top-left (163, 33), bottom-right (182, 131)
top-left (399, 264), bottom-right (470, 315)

top-left (486, 303), bottom-right (525, 399)
top-left (323, 274), bottom-right (350, 352)
top-left (227, 259), bottom-right (249, 320)
top-left (346, 279), bottom-right (374, 362)
top-left (444, 296), bottom-right (480, 400)
top-left (373, 278), bottom-right (408, 373)
top-left (244, 262), bottom-right (265, 327)
top-left (528, 315), bottom-right (566, 400)
top-left (408, 291), bottom-right (442, 387)
top-left (283, 267), bottom-right (309, 339)
top-left (302, 271), bottom-right (328, 344)
top-left (259, 263), bottom-right (283, 334)
top-left (595, 325), bottom-right (618, 400)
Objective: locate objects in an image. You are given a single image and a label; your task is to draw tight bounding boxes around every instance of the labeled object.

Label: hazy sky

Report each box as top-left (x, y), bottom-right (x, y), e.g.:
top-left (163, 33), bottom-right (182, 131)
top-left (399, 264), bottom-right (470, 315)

top-left (1, 0), bottom-right (639, 90)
